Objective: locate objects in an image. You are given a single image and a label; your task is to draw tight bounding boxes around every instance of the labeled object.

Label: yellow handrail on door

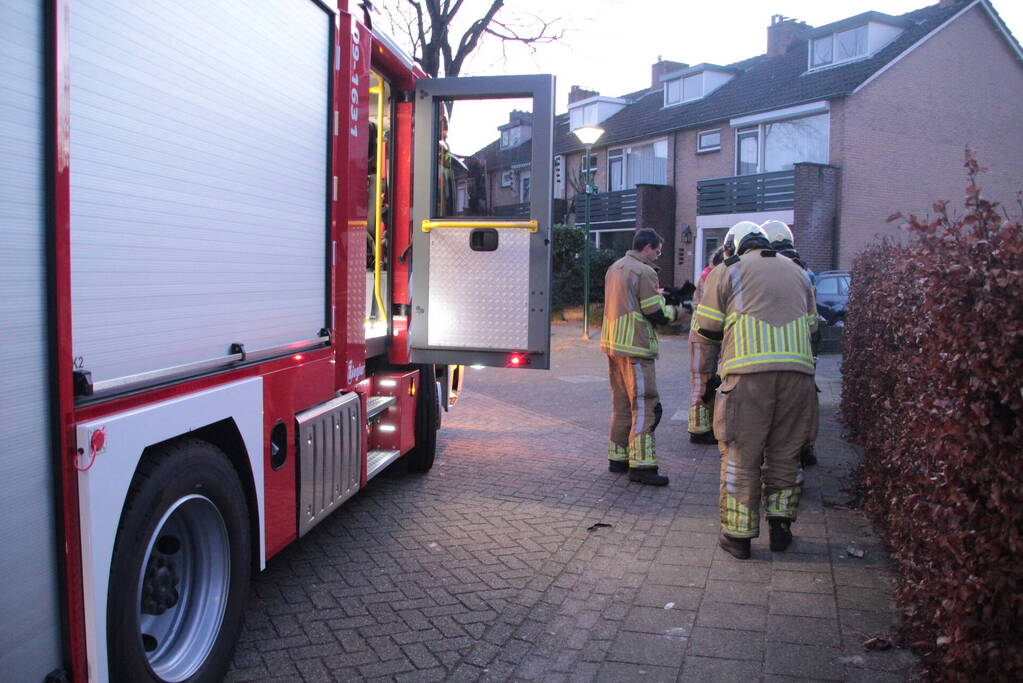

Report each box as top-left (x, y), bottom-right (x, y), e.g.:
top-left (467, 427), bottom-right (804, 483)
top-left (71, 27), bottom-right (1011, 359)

top-left (370, 77), bottom-right (386, 323)
top-left (421, 219), bottom-right (538, 233)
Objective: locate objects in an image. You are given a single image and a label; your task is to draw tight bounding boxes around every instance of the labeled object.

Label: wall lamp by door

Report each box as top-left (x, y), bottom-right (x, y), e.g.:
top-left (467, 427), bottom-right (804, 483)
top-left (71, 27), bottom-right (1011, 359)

top-left (682, 224), bottom-right (692, 244)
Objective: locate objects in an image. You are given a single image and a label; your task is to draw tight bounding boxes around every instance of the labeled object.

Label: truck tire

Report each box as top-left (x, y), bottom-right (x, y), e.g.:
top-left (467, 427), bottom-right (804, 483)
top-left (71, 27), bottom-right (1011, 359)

top-left (107, 438), bottom-right (250, 682)
top-left (406, 364), bottom-right (439, 473)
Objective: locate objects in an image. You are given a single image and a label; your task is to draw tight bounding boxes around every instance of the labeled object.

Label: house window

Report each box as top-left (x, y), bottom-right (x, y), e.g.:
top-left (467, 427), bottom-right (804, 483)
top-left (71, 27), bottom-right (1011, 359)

top-left (500, 170), bottom-right (514, 188)
top-left (578, 152), bottom-right (597, 189)
top-left (500, 126), bottom-right (521, 149)
top-left (569, 103), bottom-right (598, 131)
top-left (626, 140), bottom-right (668, 187)
top-left (736, 127), bottom-right (759, 175)
top-left (665, 74), bottom-right (706, 106)
top-left (665, 79), bottom-right (682, 106)
top-left (811, 25), bottom-right (868, 68)
top-left (608, 148), bottom-right (624, 191)
top-left (519, 170), bottom-right (531, 203)
top-left (697, 129), bottom-right (721, 153)
top-left (682, 74), bottom-right (702, 102)
top-left (456, 181), bottom-right (467, 215)
top-left (836, 26), bottom-right (868, 61)
top-left (735, 114), bottom-right (829, 174)
top-left (763, 114), bottom-right (828, 171)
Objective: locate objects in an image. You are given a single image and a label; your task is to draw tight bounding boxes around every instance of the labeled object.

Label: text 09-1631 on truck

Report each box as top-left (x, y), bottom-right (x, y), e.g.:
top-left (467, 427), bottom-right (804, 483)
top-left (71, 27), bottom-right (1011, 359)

top-left (1, 0), bottom-right (554, 680)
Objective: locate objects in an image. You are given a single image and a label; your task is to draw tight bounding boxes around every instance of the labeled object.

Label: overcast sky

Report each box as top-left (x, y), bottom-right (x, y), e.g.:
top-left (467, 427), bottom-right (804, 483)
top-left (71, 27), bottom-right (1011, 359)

top-left (396, 0), bottom-right (1023, 154)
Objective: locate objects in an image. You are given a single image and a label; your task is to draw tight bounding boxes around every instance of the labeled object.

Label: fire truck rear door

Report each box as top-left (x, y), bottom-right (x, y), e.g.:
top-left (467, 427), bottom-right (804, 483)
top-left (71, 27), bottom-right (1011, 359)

top-left (410, 75), bottom-right (554, 369)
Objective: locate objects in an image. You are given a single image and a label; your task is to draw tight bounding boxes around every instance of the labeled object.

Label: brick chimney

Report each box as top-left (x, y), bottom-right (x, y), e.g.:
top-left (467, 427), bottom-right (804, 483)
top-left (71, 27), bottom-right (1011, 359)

top-left (568, 85), bottom-right (599, 104)
top-left (651, 57), bottom-right (689, 88)
top-left (767, 14), bottom-right (810, 57)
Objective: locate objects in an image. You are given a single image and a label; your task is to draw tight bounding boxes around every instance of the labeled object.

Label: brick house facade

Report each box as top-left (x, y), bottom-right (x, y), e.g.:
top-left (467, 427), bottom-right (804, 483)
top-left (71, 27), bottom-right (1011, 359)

top-left (547, 0), bottom-right (1023, 286)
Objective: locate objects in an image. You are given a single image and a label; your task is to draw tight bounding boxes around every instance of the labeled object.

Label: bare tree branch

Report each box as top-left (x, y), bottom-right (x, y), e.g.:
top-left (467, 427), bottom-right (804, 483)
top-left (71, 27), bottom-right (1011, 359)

top-left (377, 0), bottom-right (562, 78)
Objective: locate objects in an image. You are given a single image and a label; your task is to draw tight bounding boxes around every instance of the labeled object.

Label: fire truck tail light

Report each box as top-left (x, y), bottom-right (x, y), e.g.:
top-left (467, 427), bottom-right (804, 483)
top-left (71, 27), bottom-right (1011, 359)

top-left (507, 353), bottom-right (530, 368)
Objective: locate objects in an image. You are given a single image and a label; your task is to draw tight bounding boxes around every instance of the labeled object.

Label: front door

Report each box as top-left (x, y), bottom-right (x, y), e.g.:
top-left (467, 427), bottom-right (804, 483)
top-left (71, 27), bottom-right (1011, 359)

top-left (409, 75), bottom-right (555, 369)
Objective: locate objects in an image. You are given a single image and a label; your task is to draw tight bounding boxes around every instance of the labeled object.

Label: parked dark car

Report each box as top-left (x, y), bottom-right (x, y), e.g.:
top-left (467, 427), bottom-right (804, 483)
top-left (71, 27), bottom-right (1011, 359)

top-left (815, 270), bottom-right (850, 325)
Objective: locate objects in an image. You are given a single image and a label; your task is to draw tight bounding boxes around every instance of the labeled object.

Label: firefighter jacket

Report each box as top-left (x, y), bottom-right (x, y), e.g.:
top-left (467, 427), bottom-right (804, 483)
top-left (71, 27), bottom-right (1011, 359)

top-left (694, 249), bottom-right (817, 378)
top-left (600, 250), bottom-right (679, 359)
top-left (688, 264), bottom-right (718, 347)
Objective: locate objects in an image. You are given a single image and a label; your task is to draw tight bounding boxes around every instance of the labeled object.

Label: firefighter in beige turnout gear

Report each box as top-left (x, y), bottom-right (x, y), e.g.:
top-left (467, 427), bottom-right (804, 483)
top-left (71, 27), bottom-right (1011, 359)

top-left (600, 229), bottom-right (683, 486)
top-left (694, 222), bottom-right (819, 558)
top-left (688, 248), bottom-right (724, 444)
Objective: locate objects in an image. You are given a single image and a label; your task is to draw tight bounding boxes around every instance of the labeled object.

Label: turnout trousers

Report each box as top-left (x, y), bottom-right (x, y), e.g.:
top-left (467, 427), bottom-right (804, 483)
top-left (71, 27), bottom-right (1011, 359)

top-left (607, 356), bottom-right (662, 469)
top-left (714, 371), bottom-right (818, 538)
top-left (688, 339), bottom-right (718, 435)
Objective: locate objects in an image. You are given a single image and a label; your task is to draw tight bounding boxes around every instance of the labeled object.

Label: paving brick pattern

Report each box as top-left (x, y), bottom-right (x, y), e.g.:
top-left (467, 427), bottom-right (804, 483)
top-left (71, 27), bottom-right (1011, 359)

top-left (227, 322), bottom-right (915, 681)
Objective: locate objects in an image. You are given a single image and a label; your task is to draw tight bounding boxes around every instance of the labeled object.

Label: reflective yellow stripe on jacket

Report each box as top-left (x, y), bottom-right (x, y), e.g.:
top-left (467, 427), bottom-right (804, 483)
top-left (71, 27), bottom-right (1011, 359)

top-left (601, 311), bottom-right (659, 358)
top-left (721, 313), bottom-right (815, 373)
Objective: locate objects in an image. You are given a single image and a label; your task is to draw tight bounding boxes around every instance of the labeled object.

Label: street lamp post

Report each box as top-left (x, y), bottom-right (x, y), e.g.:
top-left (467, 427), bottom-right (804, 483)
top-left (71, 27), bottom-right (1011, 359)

top-left (572, 125), bottom-right (604, 339)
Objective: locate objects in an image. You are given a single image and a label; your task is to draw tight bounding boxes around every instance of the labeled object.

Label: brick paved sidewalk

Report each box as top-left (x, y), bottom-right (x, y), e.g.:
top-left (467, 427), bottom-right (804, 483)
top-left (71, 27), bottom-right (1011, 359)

top-left (228, 322), bottom-right (916, 682)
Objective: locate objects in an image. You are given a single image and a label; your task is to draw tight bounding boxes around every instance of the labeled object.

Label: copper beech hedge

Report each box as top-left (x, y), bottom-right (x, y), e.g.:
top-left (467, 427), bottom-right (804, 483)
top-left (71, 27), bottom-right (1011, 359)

top-left (842, 152), bottom-right (1023, 681)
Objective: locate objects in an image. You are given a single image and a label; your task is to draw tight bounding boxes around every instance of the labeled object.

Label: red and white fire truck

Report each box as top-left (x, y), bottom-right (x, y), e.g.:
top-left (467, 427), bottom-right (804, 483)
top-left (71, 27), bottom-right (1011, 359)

top-left (2, 1), bottom-right (554, 680)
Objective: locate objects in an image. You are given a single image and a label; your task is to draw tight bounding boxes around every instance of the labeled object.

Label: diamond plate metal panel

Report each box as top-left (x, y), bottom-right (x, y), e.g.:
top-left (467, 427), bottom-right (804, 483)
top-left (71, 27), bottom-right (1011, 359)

top-left (427, 229), bottom-right (530, 349)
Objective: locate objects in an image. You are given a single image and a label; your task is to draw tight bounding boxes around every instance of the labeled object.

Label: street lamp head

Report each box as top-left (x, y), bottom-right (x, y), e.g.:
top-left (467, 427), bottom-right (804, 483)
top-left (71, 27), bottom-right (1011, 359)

top-left (573, 125), bottom-right (605, 146)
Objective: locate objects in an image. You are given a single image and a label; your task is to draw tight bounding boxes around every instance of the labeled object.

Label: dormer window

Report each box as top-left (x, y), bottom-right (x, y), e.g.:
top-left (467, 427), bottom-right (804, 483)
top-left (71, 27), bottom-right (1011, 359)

top-left (806, 14), bottom-right (906, 72)
top-left (665, 74), bottom-right (703, 105)
top-left (500, 127), bottom-right (521, 149)
top-left (662, 65), bottom-right (736, 108)
top-left (569, 104), bottom-right (598, 132)
top-left (568, 95), bottom-right (627, 130)
top-left (811, 25), bottom-right (867, 67)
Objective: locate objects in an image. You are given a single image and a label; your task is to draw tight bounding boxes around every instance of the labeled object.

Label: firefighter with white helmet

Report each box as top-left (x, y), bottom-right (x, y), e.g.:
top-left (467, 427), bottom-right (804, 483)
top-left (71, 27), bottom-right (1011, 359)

top-left (761, 220), bottom-right (820, 467)
top-left (687, 246), bottom-right (724, 444)
top-left (694, 221), bottom-right (819, 559)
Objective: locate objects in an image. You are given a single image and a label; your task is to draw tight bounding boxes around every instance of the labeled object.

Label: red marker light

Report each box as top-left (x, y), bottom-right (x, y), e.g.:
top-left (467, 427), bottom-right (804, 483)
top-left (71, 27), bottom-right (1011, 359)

top-left (90, 428), bottom-right (106, 454)
top-left (292, 354), bottom-right (304, 361)
top-left (510, 356), bottom-right (522, 366)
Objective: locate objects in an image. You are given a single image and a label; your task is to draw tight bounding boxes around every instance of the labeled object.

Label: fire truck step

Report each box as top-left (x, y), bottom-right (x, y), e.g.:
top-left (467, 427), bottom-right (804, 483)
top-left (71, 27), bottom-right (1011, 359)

top-left (366, 449), bottom-right (402, 479)
top-left (366, 395), bottom-right (397, 421)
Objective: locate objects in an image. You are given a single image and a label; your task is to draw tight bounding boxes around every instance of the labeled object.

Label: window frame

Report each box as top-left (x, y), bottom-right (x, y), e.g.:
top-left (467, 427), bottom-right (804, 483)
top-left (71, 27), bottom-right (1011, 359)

top-left (735, 126), bottom-right (760, 175)
top-left (808, 24), bottom-right (870, 70)
top-left (607, 148), bottom-right (624, 191)
top-left (607, 138), bottom-right (668, 189)
top-left (518, 169), bottom-right (531, 203)
top-left (663, 72), bottom-right (706, 108)
top-left (697, 129), bottom-right (721, 154)
top-left (733, 114), bottom-right (830, 175)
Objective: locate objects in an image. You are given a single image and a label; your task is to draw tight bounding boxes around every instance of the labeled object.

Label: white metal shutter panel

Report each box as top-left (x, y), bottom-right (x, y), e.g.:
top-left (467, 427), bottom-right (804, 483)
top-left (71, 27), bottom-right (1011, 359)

top-left (70, 0), bottom-right (331, 386)
top-left (0, 0), bottom-right (64, 678)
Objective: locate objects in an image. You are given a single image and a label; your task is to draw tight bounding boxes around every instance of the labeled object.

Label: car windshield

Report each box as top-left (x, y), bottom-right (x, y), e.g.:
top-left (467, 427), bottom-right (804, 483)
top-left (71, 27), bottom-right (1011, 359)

top-left (817, 278), bottom-right (840, 295)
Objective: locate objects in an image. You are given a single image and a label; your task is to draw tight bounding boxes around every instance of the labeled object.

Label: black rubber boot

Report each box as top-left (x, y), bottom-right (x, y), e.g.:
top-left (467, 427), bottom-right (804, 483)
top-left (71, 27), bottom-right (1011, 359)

top-left (800, 442), bottom-right (818, 468)
top-left (628, 467), bottom-right (669, 486)
top-left (689, 431), bottom-right (718, 445)
top-left (718, 534), bottom-right (751, 560)
top-left (769, 517), bottom-right (793, 552)
top-left (608, 460), bottom-right (628, 473)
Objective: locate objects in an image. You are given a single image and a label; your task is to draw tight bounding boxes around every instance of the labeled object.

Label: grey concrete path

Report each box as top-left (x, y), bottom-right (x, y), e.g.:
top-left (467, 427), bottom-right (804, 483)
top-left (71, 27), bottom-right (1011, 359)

top-left (227, 321), bottom-right (916, 682)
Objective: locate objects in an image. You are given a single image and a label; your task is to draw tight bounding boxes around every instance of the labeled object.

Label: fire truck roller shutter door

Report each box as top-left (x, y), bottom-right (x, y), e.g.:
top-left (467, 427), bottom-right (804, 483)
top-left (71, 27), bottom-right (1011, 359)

top-left (0, 0), bottom-right (63, 677)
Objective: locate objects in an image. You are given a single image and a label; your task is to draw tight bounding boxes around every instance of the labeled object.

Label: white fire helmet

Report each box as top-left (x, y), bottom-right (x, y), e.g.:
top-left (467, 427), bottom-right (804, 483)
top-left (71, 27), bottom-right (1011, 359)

top-left (723, 220), bottom-right (766, 256)
top-left (760, 220), bottom-right (793, 245)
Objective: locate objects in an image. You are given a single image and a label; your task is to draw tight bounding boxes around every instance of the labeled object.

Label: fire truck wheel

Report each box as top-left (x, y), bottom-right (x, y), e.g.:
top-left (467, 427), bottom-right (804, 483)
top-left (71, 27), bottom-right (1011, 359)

top-left (407, 364), bottom-right (439, 472)
top-left (107, 438), bottom-right (250, 683)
